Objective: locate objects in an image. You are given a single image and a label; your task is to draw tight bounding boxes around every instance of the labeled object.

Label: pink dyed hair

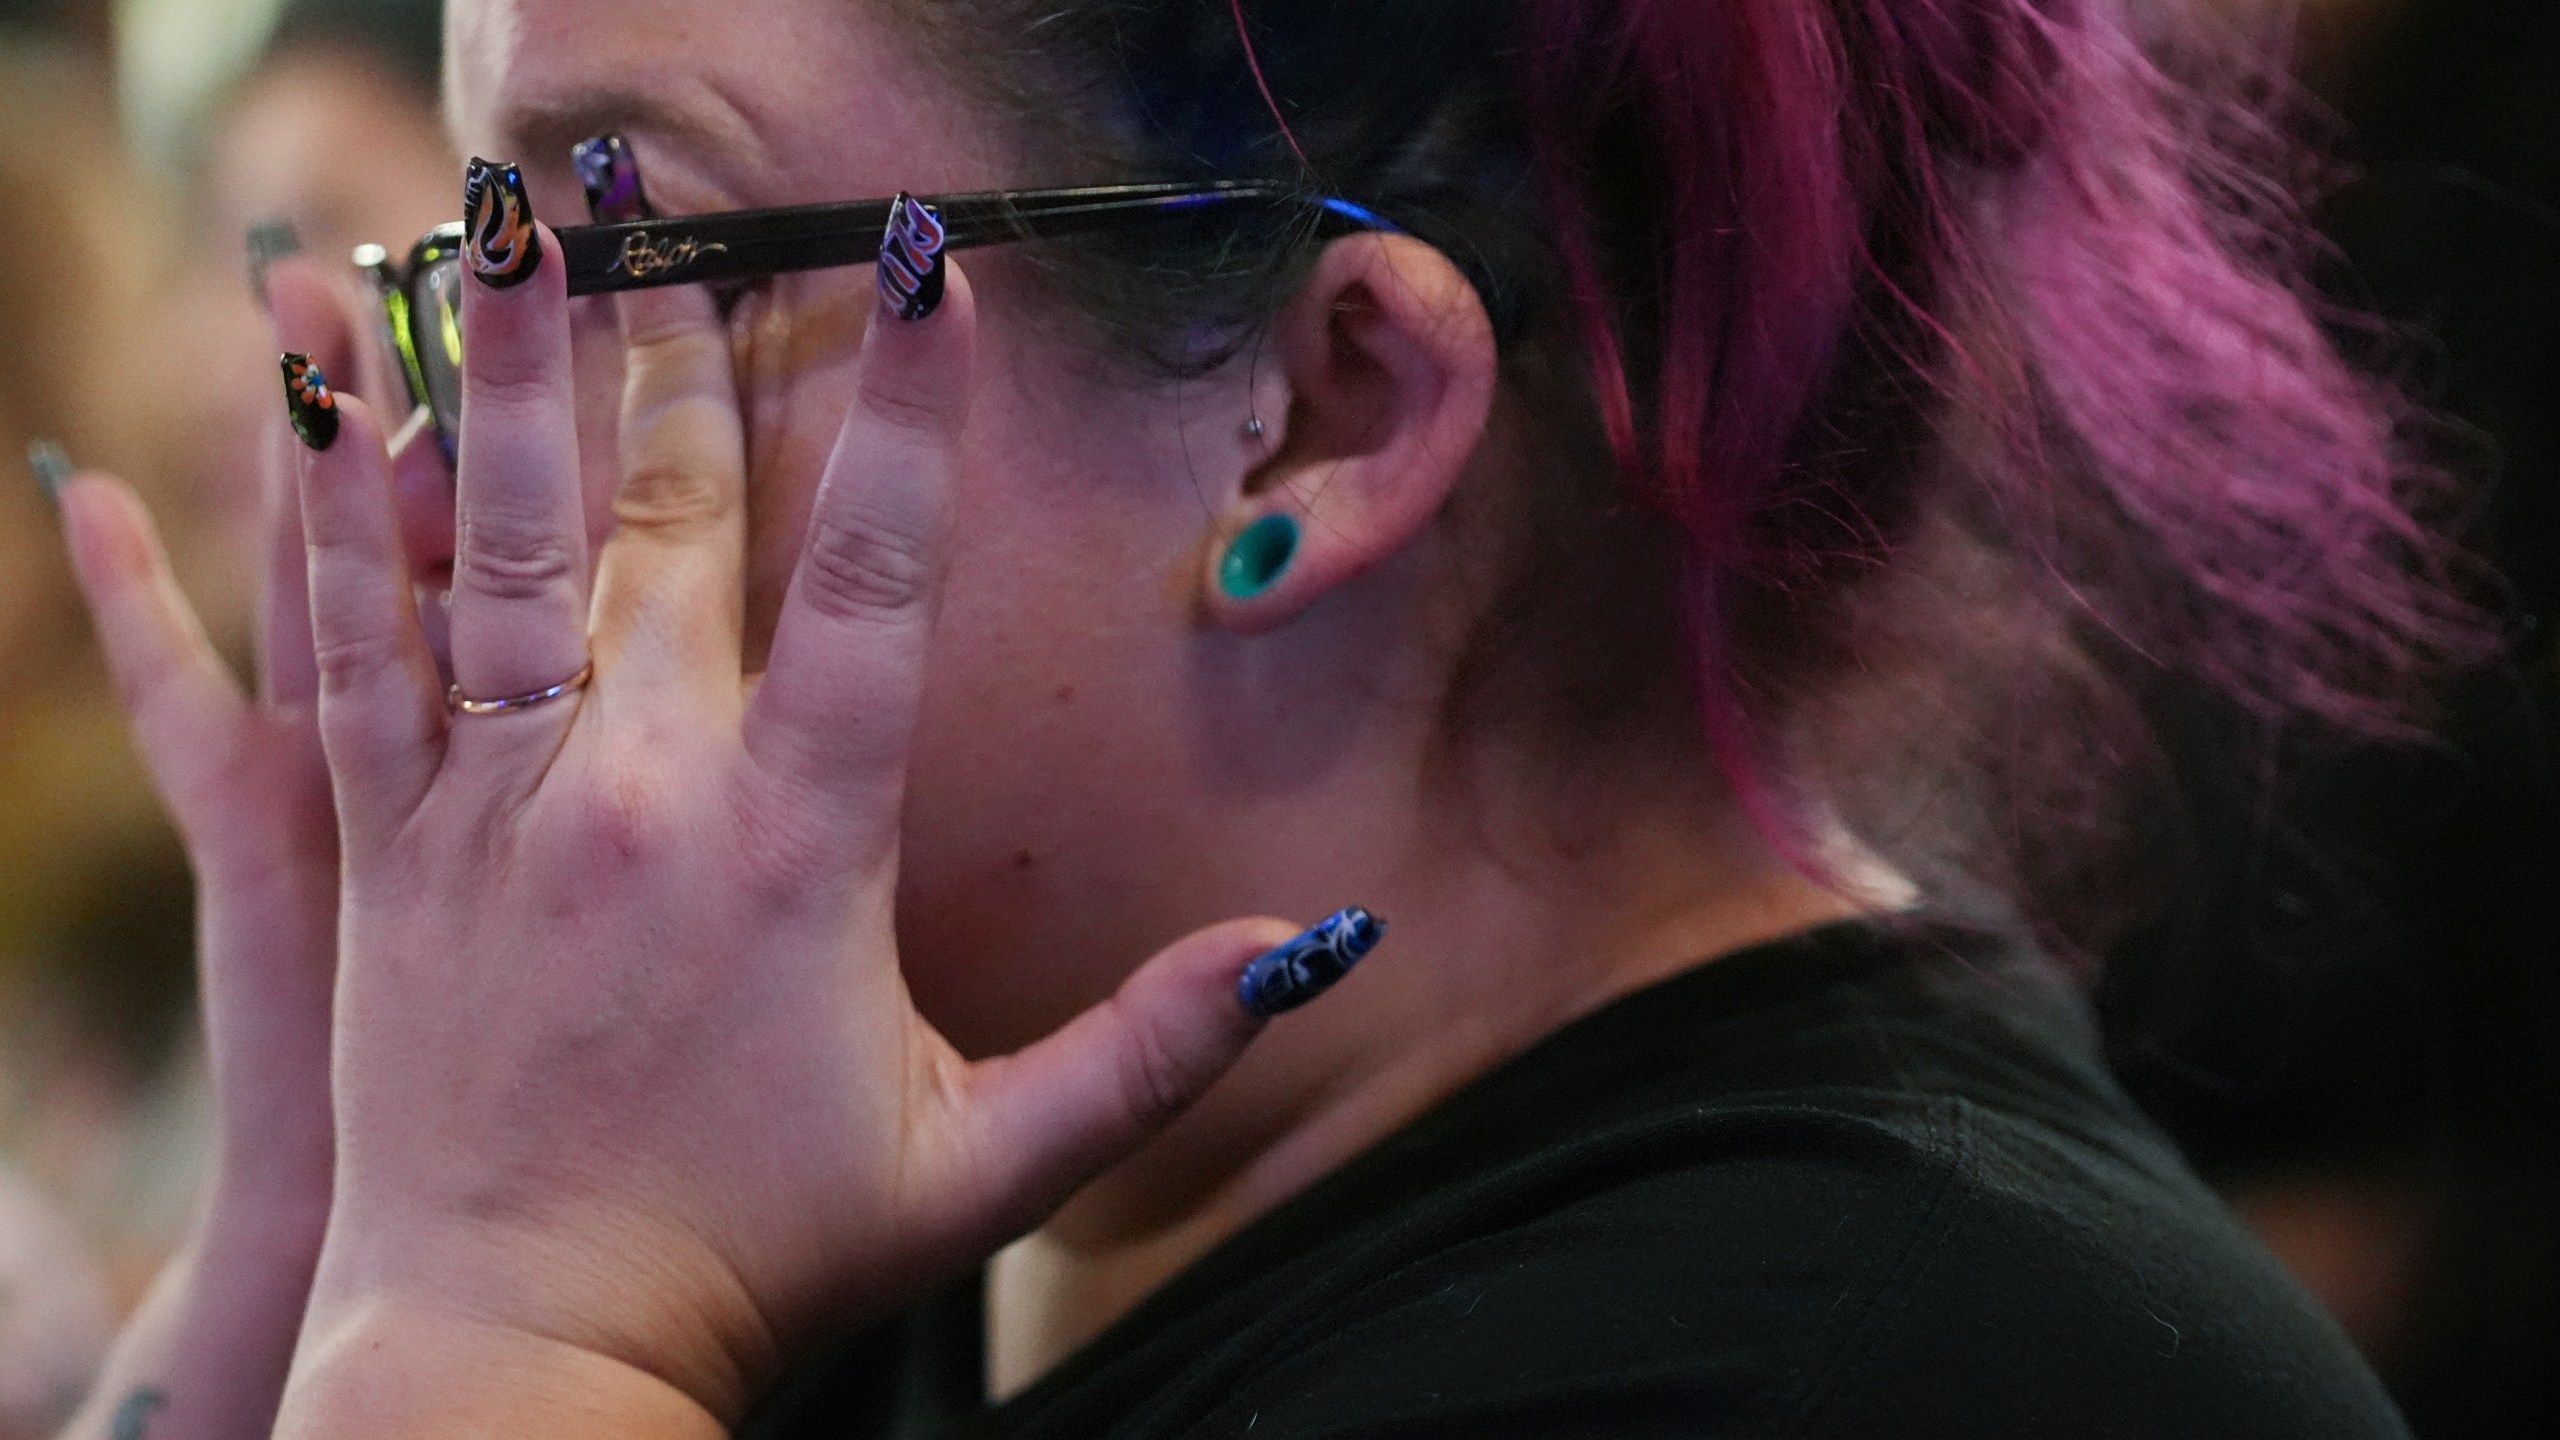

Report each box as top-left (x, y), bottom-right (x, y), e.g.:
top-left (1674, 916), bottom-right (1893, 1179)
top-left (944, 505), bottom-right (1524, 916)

top-left (1505, 0), bottom-right (2489, 916)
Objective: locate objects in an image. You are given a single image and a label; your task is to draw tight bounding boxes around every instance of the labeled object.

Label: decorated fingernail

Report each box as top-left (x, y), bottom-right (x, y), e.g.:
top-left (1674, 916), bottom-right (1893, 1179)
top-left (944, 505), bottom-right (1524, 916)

top-left (27, 440), bottom-right (72, 507)
top-left (281, 353), bottom-right (340, 451)
top-left (878, 192), bottom-right (947, 322)
top-left (570, 133), bottom-right (656, 224)
top-left (1238, 907), bottom-right (1385, 1019)
top-left (244, 218), bottom-right (303, 306)
top-left (463, 157), bottom-right (543, 289)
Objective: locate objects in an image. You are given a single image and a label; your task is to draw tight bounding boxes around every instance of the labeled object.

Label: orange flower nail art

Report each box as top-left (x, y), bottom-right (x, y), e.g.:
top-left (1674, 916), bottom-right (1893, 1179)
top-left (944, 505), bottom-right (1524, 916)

top-left (281, 353), bottom-right (340, 451)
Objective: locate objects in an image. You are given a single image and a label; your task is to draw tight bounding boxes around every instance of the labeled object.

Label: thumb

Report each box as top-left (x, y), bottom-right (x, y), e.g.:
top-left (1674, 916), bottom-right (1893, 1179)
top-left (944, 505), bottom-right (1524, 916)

top-left (956, 908), bottom-right (1387, 1233)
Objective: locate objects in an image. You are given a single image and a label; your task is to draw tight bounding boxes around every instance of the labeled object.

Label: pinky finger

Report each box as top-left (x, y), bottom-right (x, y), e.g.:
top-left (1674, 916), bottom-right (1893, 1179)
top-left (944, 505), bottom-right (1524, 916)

top-left (287, 359), bottom-right (446, 834)
top-left (55, 470), bottom-right (252, 835)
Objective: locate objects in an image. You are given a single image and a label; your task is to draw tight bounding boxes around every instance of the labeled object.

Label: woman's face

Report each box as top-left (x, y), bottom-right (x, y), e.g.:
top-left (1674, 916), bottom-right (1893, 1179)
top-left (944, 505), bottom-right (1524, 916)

top-left (448, 0), bottom-right (1301, 1054)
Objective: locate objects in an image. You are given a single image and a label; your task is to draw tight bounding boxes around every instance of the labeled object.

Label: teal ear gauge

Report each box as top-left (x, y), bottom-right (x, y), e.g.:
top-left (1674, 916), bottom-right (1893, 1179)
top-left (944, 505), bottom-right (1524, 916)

top-left (1220, 514), bottom-right (1301, 600)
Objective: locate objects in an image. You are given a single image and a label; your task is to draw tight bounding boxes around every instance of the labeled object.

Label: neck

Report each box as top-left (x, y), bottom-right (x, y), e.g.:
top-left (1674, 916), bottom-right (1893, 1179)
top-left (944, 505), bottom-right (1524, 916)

top-left (984, 756), bottom-right (1870, 1399)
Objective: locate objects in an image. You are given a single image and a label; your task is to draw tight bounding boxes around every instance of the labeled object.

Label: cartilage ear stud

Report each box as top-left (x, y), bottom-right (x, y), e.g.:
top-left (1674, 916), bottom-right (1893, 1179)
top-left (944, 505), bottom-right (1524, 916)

top-left (1243, 416), bottom-right (1267, 442)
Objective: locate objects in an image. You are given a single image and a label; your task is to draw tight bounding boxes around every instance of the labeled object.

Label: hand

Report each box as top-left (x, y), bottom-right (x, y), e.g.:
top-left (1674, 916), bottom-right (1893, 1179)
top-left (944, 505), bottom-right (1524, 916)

top-left (275, 211), bottom-right (1320, 1429)
top-left (53, 257), bottom-right (372, 1439)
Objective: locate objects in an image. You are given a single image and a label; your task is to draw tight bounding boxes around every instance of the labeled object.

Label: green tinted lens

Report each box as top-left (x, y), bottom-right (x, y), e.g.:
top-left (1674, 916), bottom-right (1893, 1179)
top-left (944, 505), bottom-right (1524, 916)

top-left (409, 256), bottom-right (465, 450)
top-left (379, 225), bottom-right (468, 457)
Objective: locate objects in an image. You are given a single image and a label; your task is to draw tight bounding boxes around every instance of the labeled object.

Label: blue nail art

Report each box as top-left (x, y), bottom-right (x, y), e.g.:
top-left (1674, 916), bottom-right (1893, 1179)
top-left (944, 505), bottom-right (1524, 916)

top-left (878, 193), bottom-right (947, 322)
top-left (1219, 514), bottom-right (1300, 600)
top-left (571, 133), bottom-right (655, 224)
top-left (1238, 907), bottom-right (1386, 1018)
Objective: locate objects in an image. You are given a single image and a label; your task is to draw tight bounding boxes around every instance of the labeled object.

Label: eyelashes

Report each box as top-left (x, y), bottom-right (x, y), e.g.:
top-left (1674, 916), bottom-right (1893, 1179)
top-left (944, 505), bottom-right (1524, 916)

top-left (463, 157), bottom-right (543, 289)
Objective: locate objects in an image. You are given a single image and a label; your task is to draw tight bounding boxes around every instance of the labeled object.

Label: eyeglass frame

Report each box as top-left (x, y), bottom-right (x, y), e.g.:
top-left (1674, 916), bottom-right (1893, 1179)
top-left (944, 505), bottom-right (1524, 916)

top-left (355, 180), bottom-right (1400, 461)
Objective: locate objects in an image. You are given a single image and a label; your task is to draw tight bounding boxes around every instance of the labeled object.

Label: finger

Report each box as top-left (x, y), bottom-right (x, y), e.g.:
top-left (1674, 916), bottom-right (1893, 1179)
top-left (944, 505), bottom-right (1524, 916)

top-left (263, 255), bottom-right (369, 403)
top-left (744, 210), bottom-right (971, 826)
top-left (449, 160), bottom-right (591, 716)
top-left (264, 249), bottom-right (404, 410)
top-left (288, 360), bottom-right (446, 830)
top-left (590, 279), bottom-right (748, 700)
top-left (259, 258), bottom-right (366, 709)
top-left (54, 471), bottom-right (253, 837)
top-left (255, 417), bottom-right (322, 709)
top-left (954, 909), bottom-right (1387, 1235)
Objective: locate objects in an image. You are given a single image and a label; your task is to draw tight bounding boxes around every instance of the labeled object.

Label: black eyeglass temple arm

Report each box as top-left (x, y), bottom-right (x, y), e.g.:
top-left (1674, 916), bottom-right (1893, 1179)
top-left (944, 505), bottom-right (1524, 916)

top-left (555, 181), bottom-right (1300, 297)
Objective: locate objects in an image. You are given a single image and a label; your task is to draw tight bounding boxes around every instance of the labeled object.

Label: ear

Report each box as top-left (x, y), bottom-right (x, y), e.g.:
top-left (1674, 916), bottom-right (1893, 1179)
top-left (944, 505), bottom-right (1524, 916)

top-left (1200, 232), bottom-right (1496, 633)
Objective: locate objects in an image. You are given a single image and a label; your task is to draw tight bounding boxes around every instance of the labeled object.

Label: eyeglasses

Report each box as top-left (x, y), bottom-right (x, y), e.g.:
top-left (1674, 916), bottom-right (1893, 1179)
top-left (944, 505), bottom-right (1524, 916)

top-left (356, 181), bottom-right (1394, 461)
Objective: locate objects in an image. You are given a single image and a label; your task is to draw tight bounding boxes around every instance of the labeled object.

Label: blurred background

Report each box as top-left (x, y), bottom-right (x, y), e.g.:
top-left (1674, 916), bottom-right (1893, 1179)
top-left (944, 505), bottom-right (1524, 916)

top-left (0, 0), bottom-right (449, 1431)
top-left (0, 0), bottom-right (2550, 1436)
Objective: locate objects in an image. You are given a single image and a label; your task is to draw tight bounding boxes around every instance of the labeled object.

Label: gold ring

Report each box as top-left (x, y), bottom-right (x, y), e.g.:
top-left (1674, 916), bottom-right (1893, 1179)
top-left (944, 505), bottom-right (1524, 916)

top-left (447, 661), bottom-right (595, 716)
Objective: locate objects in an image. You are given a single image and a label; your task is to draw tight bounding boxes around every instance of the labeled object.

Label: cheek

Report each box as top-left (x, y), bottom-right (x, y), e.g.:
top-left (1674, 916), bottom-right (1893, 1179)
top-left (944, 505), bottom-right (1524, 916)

top-left (895, 400), bottom-right (1206, 838)
top-left (893, 449), bottom-right (1192, 1053)
top-left (897, 319), bottom-right (1239, 847)
top-left (919, 357), bottom-right (1214, 756)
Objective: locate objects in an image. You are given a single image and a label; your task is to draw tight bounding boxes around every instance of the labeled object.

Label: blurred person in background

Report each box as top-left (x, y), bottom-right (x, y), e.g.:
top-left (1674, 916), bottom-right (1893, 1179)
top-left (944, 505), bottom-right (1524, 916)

top-left (166, 0), bottom-right (452, 667)
top-left (0, 4), bottom-right (196, 1419)
top-left (0, 0), bottom-right (448, 1427)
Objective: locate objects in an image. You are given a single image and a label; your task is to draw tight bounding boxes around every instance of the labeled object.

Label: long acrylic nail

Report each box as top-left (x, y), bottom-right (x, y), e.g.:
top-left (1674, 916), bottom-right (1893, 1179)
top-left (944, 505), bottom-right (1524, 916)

top-left (463, 157), bottom-right (543, 289)
top-left (281, 354), bottom-right (341, 451)
top-left (1238, 907), bottom-right (1386, 1019)
top-left (571, 133), bottom-right (656, 224)
top-left (878, 192), bottom-right (947, 322)
top-left (244, 218), bottom-right (303, 306)
top-left (27, 440), bottom-right (73, 507)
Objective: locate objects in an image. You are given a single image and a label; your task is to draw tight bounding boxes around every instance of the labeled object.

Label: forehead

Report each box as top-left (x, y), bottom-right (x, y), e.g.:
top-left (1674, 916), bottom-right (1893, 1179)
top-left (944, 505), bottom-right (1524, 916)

top-left (445, 0), bottom-right (992, 200)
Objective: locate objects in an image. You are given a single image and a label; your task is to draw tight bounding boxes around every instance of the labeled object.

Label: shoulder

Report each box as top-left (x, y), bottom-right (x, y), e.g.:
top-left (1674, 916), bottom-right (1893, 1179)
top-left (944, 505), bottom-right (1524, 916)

top-left (987, 933), bottom-right (2410, 1440)
top-left (1159, 1092), bottom-right (2408, 1440)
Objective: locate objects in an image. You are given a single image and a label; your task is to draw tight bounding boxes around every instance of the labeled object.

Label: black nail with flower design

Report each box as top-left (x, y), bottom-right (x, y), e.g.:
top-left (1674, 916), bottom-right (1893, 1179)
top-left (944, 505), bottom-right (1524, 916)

top-left (463, 157), bottom-right (543, 290)
top-left (570, 133), bottom-right (657, 224)
top-left (281, 353), bottom-right (340, 451)
top-left (877, 192), bottom-right (946, 323)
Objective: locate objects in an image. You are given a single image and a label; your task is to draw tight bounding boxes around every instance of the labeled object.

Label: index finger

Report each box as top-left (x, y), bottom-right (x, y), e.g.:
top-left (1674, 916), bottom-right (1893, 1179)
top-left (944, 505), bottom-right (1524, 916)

top-left (743, 202), bottom-right (971, 830)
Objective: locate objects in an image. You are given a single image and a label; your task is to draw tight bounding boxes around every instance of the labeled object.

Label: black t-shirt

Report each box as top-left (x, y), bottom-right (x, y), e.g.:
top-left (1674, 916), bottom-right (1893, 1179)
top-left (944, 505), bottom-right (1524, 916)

top-left (746, 922), bottom-right (2410, 1438)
